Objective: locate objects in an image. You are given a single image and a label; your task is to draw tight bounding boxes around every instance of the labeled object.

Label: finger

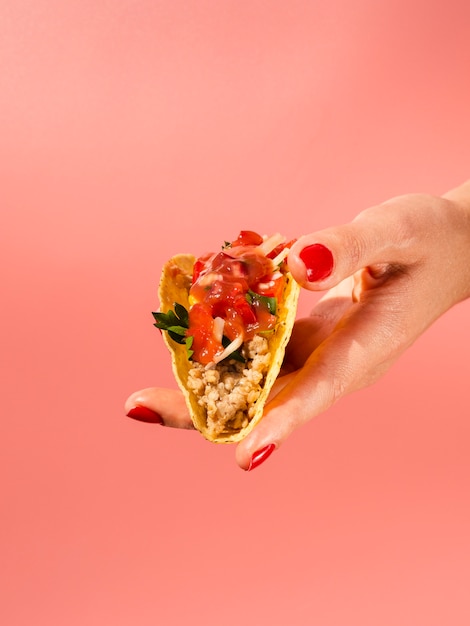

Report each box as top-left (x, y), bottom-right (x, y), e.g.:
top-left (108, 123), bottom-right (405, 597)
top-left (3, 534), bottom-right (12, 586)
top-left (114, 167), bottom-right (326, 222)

top-left (282, 275), bottom-right (355, 372)
top-left (235, 279), bottom-right (411, 469)
top-left (125, 387), bottom-right (195, 430)
top-left (287, 196), bottom-right (434, 291)
top-left (243, 279), bottom-right (356, 470)
top-left (282, 303), bottom-right (349, 372)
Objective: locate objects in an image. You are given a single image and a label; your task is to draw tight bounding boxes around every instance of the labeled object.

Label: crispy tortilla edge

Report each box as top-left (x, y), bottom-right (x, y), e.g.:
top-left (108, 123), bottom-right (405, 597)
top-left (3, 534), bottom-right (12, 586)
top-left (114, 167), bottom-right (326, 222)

top-left (157, 253), bottom-right (300, 443)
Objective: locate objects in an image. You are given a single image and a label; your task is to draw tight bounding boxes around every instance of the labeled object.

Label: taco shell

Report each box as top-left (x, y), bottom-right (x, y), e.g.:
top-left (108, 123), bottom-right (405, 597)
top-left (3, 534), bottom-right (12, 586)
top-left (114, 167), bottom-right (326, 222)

top-left (158, 252), bottom-right (300, 443)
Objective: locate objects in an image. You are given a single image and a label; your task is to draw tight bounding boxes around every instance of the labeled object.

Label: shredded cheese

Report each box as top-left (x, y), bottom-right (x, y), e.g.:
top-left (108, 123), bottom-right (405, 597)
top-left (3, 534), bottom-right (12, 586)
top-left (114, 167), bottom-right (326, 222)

top-left (213, 317), bottom-right (225, 343)
top-left (271, 247), bottom-right (290, 267)
top-left (256, 233), bottom-right (285, 257)
top-left (212, 334), bottom-right (244, 364)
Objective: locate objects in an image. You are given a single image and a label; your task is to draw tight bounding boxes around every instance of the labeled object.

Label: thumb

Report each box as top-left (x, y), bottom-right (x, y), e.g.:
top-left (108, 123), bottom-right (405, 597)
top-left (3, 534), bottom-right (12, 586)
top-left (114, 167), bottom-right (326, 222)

top-left (288, 199), bottom-right (420, 290)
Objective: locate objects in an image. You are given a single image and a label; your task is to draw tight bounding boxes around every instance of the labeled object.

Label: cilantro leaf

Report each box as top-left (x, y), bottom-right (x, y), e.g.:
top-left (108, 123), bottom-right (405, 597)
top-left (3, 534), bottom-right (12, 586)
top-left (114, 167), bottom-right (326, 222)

top-left (152, 304), bottom-right (190, 346)
top-left (246, 290), bottom-right (277, 315)
top-left (174, 302), bottom-right (189, 327)
top-left (221, 336), bottom-right (245, 363)
top-left (185, 335), bottom-right (194, 360)
top-left (166, 325), bottom-right (188, 336)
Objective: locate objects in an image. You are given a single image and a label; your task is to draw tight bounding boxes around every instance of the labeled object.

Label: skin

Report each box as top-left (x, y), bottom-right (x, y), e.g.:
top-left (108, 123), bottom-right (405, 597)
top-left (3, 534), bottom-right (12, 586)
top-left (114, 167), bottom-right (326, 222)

top-left (125, 180), bottom-right (470, 470)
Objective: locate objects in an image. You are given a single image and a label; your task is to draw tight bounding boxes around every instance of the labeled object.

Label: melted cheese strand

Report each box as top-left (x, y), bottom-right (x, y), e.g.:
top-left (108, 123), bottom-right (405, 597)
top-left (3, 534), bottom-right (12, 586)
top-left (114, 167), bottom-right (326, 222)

top-left (256, 233), bottom-right (285, 257)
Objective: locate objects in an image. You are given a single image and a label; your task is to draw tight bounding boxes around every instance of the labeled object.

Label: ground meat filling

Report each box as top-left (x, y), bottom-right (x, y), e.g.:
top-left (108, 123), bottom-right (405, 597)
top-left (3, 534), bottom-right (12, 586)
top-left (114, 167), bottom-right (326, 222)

top-left (186, 335), bottom-right (271, 438)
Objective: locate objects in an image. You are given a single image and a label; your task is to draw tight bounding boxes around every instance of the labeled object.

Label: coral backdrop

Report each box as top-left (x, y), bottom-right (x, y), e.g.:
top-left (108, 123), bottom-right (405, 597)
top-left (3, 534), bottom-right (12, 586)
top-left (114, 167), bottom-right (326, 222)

top-left (1, 2), bottom-right (470, 625)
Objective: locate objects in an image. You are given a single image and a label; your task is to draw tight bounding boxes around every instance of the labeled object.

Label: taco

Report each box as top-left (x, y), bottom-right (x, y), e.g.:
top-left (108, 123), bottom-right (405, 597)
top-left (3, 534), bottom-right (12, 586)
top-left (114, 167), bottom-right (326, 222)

top-left (153, 230), bottom-right (300, 443)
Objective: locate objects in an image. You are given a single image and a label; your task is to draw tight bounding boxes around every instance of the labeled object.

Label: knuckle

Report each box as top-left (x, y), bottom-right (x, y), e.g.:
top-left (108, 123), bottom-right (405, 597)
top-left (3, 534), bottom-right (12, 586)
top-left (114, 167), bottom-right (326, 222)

top-left (336, 226), bottom-right (366, 270)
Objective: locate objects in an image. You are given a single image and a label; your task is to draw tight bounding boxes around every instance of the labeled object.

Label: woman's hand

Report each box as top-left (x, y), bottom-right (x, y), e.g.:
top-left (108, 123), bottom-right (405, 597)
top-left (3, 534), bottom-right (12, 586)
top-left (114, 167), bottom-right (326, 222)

top-left (125, 181), bottom-right (470, 470)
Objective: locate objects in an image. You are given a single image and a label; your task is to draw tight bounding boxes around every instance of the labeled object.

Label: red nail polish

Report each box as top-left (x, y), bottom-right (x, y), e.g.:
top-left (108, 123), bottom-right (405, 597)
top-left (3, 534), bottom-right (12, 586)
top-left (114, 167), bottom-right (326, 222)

top-left (299, 243), bottom-right (334, 282)
top-left (247, 443), bottom-right (276, 471)
top-left (126, 406), bottom-right (164, 424)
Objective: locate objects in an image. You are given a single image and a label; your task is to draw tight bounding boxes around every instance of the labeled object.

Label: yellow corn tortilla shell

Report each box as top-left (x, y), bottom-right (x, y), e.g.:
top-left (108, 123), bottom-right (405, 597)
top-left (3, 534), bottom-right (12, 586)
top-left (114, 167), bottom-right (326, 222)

top-left (158, 253), bottom-right (300, 443)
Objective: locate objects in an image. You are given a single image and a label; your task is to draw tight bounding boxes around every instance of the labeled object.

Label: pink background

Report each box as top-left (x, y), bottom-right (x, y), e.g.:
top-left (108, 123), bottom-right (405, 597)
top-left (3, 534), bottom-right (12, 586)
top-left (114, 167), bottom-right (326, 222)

top-left (2, 1), bottom-right (470, 625)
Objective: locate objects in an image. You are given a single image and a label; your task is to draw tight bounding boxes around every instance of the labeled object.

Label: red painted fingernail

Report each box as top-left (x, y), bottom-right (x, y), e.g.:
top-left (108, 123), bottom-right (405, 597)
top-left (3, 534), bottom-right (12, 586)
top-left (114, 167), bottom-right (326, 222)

top-left (126, 406), bottom-right (164, 424)
top-left (299, 243), bottom-right (334, 282)
top-left (247, 443), bottom-right (276, 471)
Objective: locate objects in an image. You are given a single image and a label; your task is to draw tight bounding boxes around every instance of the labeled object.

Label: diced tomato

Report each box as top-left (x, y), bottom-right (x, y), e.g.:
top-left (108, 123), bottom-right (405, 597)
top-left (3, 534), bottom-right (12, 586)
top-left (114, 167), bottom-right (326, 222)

top-left (254, 273), bottom-right (285, 301)
top-left (210, 290), bottom-right (257, 327)
top-left (223, 309), bottom-right (245, 342)
top-left (207, 281), bottom-right (245, 310)
top-left (267, 238), bottom-right (297, 260)
top-left (192, 258), bottom-right (206, 284)
top-left (210, 252), bottom-right (248, 280)
top-left (191, 252), bottom-right (216, 285)
top-left (252, 299), bottom-right (277, 333)
top-left (232, 294), bottom-right (258, 325)
top-left (186, 303), bottom-right (221, 364)
top-left (184, 231), bottom-right (289, 363)
top-left (231, 230), bottom-right (263, 247)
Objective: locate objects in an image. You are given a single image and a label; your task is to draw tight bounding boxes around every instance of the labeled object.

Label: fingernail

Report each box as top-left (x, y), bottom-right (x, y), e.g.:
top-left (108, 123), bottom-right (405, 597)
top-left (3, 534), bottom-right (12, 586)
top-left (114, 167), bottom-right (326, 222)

top-left (247, 443), bottom-right (276, 471)
top-left (126, 406), bottom-right (164, 424)
top-left (299, 243), bottom-right (334, 282)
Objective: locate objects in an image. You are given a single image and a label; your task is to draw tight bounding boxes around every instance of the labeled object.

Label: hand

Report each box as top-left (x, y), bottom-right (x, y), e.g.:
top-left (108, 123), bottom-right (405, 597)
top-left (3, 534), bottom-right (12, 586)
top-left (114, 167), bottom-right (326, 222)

top-left (125, 181), bottom-right (470, 470)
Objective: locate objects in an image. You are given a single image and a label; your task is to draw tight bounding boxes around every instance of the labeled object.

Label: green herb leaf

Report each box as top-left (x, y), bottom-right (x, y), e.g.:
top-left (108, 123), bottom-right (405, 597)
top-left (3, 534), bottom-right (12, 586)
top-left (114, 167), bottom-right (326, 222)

top-left (221, 336), bottom-right (246, 363)
top-left (174, 302), bottom-right (189, 327)
top-left (257, 329), bottom-right (275, 337)
top-left (185, 335), bottom-right (194, 360)
top-left (166, 325), bottom-right (188, 336)
top-left (153, 310), bottom-right (177, 326)
top-left (247, 290), bottom-right (277, 315)
top-left (152, 304), bottom-right (190, 345)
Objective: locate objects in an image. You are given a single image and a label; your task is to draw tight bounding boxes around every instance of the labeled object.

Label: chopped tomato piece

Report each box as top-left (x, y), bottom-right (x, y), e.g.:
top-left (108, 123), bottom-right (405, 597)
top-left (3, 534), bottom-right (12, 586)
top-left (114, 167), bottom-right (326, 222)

top-left (192, 258), bottom-right (206, 284)
top-left (252, 299), bottom-right (277, 333)
top-left (211, 252), bottom-right (248, 280)
top-left (207, 281), bottom-right (246, 310)
top-left (231, 230), bottom-right (263, 247)
top-left (211, 292), bottom-right (257, 326)
top-left (186, 303), bottom-right (221, 364)
top-left (254, 273), bottom-right (285, 301)
top-left (184, 231), bottom-right (291, 362)
top-left (267, 238), bottom-right (297, 260)
top-left (232, 295), bottom-right (258, 325)
top-left (223, 309), bottom-right (245, 341)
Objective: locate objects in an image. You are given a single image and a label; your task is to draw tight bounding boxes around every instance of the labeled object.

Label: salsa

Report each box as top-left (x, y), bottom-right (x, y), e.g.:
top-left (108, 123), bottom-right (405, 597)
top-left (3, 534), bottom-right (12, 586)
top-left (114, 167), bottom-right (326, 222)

top-left (185, 231), bottom-right (294, 365)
